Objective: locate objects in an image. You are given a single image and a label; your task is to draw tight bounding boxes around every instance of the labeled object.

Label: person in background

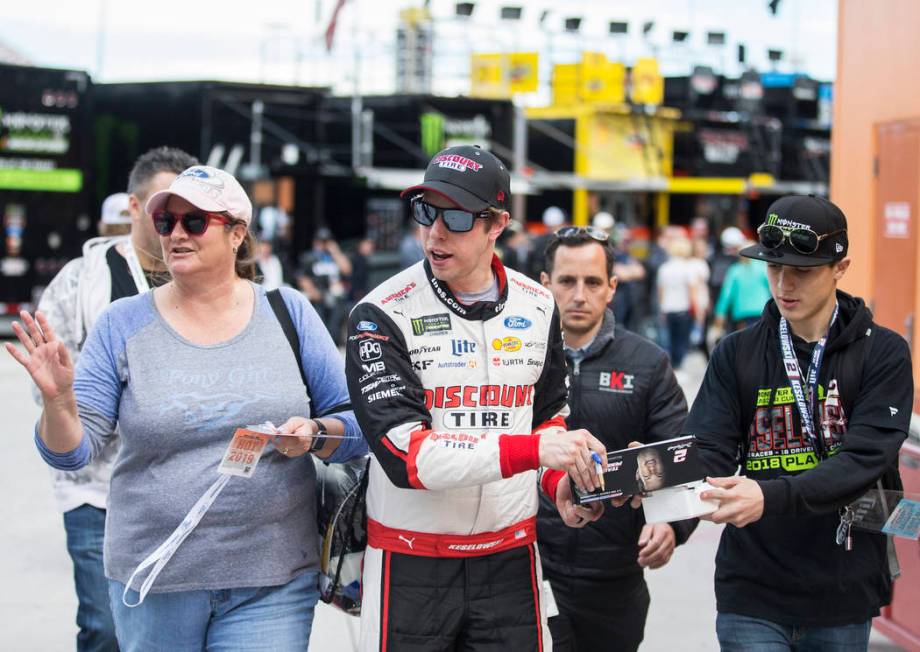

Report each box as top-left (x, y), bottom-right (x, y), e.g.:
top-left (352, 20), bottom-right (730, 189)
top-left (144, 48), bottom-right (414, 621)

top-left (348, 237), bottom-right (375, 304)
top-left (98, 192), bottom-right (133, 237)
top-left (10, 165), bottom-right (365, 650)
top-left (257, 240), bottom-right (285, 290)
top-left (703, 226), bottom-right (746, 354)
top-left (656, 236), bottom-right (703, 368)
top-left (538, 226), bottom-right (693, 652)
top-left (297, 227), bottom-right (352, 345)
top-left (398, 222), bottom-right (425, 268)
top-left (526, 205), bottom-right (568, 280)
top-left (713, 240), bottom-right (772, 334)
top-left (494, 217), bottom-right (525, 272)
top-left (610, 224), bottom-right (648, 329)
top-left (687, 238), bottom-right (711, 350)
top-left (31, 146), bottom-right (197, 652)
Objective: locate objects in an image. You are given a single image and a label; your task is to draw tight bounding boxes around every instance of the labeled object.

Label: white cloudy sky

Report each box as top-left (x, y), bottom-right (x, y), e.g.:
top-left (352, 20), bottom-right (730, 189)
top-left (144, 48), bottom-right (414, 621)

top-left (1, 0), bottom-right (837, 96)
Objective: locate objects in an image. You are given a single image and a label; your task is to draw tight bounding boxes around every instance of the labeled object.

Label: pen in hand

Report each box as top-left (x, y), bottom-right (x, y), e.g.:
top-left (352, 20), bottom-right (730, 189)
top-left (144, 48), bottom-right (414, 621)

top-left (591, 452), bottom-right (605, 491)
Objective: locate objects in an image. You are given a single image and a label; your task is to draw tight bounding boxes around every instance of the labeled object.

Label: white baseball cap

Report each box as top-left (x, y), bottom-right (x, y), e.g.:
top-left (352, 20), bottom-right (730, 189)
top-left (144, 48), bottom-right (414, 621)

top-left (592, 211), bottom-right (615, 231)
top-left (542, 206), bottom-right (565, 227)
top-left (100, 192), bottom-right (132, 225)
top-left (145, 165), bottom-right (252, 225)
top-left (720, 226), bottom-right (746, 249)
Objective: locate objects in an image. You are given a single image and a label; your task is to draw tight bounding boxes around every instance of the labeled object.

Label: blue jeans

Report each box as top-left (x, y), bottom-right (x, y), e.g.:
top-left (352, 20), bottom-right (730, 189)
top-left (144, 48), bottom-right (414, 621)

top-left (716, 612), bottom-right (872, 651)
top-left (63, 505), bottom-right (118, 652)
top-left (108, 571), bottom-right (319, 651)
top-left (665, 311), bottom-right (693, 368)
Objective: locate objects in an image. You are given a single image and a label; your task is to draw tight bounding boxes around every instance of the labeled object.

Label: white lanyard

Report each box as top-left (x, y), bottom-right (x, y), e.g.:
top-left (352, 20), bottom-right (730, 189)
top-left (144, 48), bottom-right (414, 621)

top-left (121, 427), bottom-right (273, 607)
top-left (122, 474), bottom-right (231, 607)
top-left (778, 304), bottom-right (838, 457)
top-left (122, 238), bottom-right (150, 293)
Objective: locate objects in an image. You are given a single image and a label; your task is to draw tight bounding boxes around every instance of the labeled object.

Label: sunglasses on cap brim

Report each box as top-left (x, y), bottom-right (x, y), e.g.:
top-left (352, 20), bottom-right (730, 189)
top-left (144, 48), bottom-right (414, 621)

top-left (554, 226), bottom-right (610, 242)
top-left (410, 196), bottom-right (491, 233)
top-left (756, 223), bottom-right (846, 256)
top-left (151, 210), bottom-right (234, 236)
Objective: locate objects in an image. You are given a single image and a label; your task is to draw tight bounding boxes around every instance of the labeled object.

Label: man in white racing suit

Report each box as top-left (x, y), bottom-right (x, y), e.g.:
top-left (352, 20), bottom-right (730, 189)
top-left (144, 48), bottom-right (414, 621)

top-left (346, 145), bottom-right (606, 651)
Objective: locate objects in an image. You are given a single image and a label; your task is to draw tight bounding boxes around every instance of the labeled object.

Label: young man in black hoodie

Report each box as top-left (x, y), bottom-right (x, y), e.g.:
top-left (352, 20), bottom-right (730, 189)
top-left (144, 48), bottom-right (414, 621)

top-left (685, 195), bottom-right (912, 650)
top-left (537, 227), bottom-right (694, 652)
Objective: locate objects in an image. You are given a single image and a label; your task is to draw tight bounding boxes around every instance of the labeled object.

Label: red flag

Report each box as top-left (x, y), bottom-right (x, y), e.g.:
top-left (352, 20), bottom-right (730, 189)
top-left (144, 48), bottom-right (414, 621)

top-left (324, 0), bottom-right (349, 51)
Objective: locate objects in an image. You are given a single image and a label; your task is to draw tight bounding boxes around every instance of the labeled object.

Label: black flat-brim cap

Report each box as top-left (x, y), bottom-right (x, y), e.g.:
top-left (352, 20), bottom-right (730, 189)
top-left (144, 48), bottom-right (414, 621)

top-left (740, 194), bottom-right (848, 268)
top-left (401, 145), bottom-right (510, 213)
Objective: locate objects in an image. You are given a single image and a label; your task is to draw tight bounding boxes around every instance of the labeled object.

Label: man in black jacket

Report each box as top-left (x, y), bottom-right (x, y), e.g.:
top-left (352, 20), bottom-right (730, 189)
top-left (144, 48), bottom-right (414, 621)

top-left (537, 227), bottom-right (695, 652)
top-left (688, 195), bottom-right (913, 650)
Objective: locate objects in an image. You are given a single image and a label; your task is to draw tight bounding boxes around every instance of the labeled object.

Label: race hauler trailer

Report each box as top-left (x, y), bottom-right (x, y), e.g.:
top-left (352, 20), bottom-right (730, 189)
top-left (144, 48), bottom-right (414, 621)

top-left (0, 63), bottom-right (93, 331)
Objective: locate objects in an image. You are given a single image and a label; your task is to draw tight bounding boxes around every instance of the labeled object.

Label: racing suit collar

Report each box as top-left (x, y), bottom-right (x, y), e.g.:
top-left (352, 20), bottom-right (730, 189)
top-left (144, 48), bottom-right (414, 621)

top-left (423, 254), bottom-right (509, 321)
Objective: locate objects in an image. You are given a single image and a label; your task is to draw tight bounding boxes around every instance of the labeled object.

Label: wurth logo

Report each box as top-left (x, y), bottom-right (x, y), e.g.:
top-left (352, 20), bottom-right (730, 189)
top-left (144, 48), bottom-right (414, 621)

top-left (433, 154), bottom-right (483, 172)
top-left (599, 371), bottom-right (636, 394)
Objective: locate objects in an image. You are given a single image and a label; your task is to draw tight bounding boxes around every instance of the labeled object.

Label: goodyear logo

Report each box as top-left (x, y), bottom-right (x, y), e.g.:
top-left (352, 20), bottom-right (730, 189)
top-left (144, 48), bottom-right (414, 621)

top-left (492, 336), bottom-right (522, 352)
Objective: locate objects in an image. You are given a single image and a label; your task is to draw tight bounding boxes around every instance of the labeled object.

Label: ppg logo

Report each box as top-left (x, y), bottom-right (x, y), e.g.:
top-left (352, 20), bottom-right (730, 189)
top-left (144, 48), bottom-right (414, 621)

top-left (359, 340), bottom-right (382, 362)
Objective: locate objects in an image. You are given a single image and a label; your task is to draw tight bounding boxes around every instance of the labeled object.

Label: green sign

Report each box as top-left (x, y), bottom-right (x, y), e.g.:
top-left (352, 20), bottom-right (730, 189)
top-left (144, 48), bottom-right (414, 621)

top-left (0, 168), bottom-right (83, 192)
top-left (420, 112), bottom-right (445, 156)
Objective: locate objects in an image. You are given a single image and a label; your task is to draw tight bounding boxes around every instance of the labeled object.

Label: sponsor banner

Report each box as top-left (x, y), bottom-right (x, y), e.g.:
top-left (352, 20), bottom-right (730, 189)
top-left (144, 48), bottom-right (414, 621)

top-left (0, 167), bottom-right (82, 192)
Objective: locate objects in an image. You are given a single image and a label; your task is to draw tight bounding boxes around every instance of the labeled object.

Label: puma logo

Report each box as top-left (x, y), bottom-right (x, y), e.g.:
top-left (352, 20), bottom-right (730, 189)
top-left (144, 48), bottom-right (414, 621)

top-left (398, 535), bottom-right (416, 550)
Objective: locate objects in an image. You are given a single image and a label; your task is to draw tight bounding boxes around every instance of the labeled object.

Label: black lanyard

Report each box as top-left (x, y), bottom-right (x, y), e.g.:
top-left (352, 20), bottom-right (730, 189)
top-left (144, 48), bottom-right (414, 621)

top-left (778, 304), bottom-right (838, 458)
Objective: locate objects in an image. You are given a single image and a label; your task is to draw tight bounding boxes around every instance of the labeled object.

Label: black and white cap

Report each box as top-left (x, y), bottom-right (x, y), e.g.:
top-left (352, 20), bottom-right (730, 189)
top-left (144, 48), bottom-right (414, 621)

top-left (401, 145), bottom-right (511, 213)
top-left (741, 195), bottom-right (849, 267)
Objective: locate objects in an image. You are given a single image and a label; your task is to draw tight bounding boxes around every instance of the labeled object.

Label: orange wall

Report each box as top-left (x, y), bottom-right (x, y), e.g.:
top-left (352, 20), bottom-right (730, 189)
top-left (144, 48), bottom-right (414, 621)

top-left (832, 0), bottom-right (920, 301)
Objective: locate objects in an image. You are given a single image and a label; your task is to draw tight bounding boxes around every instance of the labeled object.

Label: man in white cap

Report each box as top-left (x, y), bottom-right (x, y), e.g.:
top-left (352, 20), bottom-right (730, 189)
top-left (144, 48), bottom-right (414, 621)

top-left (98, 192), bottom-right (132, 237)
top-left (526, 205), bottom-right (570, 279)
top-left (32, 146), bottom-right (197, 652)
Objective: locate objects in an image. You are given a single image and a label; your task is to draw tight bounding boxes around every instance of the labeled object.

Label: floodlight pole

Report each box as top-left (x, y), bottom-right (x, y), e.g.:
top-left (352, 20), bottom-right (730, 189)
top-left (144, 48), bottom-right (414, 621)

top-left (351, 0), bottom-right (364, 170)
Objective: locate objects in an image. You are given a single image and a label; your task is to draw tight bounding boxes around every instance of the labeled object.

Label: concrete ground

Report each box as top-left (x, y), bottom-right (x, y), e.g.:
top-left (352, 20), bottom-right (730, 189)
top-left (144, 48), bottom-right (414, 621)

top-left (0, 347), bottom-right (905, 650)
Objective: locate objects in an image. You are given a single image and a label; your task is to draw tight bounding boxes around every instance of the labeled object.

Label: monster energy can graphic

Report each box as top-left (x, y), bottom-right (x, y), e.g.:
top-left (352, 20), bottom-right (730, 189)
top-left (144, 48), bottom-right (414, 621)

top-left (420, 112), bottom-right (445, 156)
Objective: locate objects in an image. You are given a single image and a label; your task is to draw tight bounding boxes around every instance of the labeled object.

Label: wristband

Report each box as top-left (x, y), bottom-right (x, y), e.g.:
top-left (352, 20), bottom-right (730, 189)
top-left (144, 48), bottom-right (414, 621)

top-left (309, 419), bottom-right (328, 452)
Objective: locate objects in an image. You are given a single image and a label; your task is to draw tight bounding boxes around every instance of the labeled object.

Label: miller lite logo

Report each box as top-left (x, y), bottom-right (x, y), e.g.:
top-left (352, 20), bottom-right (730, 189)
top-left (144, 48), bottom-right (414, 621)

top-left (433, 154), bottom-right (483, 173)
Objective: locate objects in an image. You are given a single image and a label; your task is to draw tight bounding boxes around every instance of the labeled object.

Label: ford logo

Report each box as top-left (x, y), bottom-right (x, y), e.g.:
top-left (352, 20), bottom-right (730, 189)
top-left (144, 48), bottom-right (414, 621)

top-left (504, 316), bottom-right (532, 329)
top-left (356, 320), bottom-right (378, 332)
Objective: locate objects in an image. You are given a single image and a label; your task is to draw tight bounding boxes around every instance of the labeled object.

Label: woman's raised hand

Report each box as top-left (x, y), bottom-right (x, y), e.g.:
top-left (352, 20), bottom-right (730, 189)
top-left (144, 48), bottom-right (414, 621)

top-left (5, 311), bottom-right (74, 399)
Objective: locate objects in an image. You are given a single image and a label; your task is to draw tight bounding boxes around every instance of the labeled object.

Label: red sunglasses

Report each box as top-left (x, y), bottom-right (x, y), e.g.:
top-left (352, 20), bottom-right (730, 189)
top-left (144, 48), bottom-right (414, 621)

top-left (151, 210), bottom-right (232, 236)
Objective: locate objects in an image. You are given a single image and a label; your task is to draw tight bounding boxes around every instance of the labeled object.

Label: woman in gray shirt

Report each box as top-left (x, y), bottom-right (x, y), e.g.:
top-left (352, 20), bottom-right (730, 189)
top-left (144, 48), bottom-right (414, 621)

top-left (7, 166), bottom-right (365, 651)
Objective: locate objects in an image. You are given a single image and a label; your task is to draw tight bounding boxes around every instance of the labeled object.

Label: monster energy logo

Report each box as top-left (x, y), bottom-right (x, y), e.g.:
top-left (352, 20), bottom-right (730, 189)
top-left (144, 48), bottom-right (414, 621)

top-left (767, 212), bottom-right (779, 225)
top-left (411, 313), bottom-right (451, 336)
top-left (420, 112), bottom-right (493, 156)
top-left (420, 112), bottom-right (445, 156)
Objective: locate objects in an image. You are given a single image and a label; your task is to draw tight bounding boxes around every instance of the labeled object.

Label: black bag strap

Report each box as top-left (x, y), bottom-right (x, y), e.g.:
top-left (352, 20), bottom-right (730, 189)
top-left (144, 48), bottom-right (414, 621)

top-left (267, 289), bottom-right (312, 400)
